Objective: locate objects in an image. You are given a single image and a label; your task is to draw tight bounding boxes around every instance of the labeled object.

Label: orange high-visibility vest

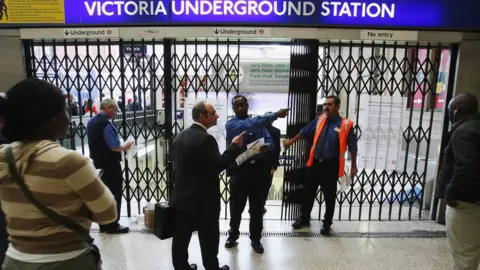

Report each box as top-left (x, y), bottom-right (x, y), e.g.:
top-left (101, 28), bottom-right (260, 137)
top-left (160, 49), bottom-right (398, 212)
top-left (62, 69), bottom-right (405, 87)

top-left (306, 114), bottom-right (354, 177)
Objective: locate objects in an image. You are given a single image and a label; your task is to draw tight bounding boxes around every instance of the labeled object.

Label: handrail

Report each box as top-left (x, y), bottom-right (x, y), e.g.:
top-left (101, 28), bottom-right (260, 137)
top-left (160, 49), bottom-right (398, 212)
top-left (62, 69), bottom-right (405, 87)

top-left (70, 109), bottom-right (156, 121)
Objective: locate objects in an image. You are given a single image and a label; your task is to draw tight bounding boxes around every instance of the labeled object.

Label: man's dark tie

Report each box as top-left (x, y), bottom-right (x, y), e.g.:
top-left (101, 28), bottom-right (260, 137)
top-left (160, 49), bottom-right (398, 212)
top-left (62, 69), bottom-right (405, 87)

top-left (315, 121), bottom-right (329, 156)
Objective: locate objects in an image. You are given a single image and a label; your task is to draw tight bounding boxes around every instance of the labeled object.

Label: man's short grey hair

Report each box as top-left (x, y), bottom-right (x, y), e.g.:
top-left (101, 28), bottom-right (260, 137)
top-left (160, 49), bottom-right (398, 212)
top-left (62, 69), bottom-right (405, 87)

top-left (192, 101), bottom-right (208, 121)
top-left (100, 98), bottom-right (117, 110)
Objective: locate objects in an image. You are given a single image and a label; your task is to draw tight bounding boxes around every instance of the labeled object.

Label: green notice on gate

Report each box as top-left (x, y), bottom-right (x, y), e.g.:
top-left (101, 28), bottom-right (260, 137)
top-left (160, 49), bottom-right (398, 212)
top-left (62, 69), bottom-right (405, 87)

top-left (244, 61), bottom-right (290, 89)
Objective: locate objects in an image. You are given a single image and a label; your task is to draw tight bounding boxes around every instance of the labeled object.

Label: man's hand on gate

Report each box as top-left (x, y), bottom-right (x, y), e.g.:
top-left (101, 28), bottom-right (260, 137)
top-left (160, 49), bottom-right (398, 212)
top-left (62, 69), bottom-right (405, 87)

top-left (350, 166), bottom-right (358, 178)
top-left (275, 108), bottom-right (290, 118)
top-left (283, 139), bottom-right (293, 148)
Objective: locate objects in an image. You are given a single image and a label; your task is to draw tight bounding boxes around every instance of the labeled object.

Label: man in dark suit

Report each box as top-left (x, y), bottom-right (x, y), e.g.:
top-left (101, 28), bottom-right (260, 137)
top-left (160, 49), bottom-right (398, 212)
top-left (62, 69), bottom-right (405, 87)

top-left (170, 101), bottom-right (245, 270)
top-left (264, 116), bottom-right (281, 212)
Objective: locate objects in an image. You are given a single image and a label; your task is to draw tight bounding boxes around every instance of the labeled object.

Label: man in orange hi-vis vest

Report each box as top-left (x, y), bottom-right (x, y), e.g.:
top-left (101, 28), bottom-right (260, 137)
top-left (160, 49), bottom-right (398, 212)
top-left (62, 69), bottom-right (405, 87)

top-left (283, 95), bottom-right (358, 235)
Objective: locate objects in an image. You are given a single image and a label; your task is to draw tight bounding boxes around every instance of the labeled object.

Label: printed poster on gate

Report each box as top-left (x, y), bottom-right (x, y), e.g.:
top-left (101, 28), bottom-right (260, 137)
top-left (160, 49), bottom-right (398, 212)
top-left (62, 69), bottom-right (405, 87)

top-left (357, 95), bottom-right (406, 171)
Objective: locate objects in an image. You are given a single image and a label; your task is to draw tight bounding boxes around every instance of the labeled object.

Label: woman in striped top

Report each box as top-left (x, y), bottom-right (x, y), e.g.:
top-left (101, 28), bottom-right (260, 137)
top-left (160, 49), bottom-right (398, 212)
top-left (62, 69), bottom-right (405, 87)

top-left (0, 78), bottom-right (118, 270)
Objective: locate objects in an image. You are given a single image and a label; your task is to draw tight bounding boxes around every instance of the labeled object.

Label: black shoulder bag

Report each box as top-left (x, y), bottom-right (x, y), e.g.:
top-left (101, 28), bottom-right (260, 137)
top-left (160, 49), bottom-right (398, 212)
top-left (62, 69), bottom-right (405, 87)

top-left (4, 146), bottom-right (102, 268)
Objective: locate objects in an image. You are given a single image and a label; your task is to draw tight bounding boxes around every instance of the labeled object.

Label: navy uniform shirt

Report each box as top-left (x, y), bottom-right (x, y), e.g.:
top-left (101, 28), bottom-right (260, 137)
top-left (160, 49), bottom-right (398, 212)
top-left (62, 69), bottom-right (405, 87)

top-left (300, 114), bottom-right (358, 159)
top-left (225, 113), bottom-right (276, 158)
top-left (88, 112), bottom-right (122, 150)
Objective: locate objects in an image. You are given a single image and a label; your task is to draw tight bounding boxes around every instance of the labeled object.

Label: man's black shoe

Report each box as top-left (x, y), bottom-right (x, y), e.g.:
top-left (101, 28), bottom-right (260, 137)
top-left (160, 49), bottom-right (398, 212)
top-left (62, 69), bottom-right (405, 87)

top-left (225, 238), bottom-right (238, 248)
top-left (219, 265), bottom-right (230, 270)
top-left (251, 241), bottom-right (264, 254)
top-left (190, 264), bottom-right (197, 270)
top-left (291, 219), bottom-right (310, 230)
top-left (105, 225), bottom-right (130, 234)
top-left (320, 225), bottom-right (331, 236)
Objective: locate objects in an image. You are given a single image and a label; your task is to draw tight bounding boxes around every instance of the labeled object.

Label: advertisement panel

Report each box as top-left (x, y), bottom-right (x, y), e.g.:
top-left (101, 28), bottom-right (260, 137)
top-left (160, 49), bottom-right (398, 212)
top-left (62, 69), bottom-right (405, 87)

top-left (411, 49), bottom-right (450, 111)
top-left (0, 0), bottom-right (64, 24)
top-left (434, 50), bottom-right (450, 111)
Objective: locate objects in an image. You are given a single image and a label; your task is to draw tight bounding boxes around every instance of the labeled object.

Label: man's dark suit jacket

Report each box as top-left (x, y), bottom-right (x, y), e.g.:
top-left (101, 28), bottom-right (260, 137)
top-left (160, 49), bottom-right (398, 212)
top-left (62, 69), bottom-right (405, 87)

top-left (266, 125), bottom-right (281, 170)
top-left (437, 113), bottom-right (480, 204)
top-left (170, 124), bottom-right (242, 214)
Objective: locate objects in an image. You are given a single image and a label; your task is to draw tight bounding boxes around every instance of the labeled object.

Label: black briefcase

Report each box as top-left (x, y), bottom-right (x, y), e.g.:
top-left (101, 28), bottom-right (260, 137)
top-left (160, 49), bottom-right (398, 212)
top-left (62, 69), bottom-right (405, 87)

top-left (153, 202), bottom-right (175, 240)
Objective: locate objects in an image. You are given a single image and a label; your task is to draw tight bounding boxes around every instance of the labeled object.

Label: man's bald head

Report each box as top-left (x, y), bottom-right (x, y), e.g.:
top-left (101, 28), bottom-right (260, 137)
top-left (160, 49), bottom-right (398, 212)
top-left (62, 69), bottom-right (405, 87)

top-left (191, 101), bottom-right (218, 128)
top-left (448, 93), bottom-right (479, 123)
top-left (192, 101), bottom-right (208, 122)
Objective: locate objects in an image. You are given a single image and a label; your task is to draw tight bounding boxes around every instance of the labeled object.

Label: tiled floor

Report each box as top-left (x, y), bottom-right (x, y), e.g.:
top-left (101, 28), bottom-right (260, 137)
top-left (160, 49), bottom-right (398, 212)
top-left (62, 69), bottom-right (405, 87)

top-left (92, 218), bottom-right (452, 270)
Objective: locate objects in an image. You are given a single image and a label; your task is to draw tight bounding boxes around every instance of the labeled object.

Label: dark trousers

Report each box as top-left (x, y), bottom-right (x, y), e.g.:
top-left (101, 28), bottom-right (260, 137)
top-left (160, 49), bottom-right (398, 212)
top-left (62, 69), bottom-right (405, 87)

top-left (3, 249), bottom-right (99, 270)
top-left (301, 158), bottom-right (339, 226)
top-left (94, 161), bottom-right (123, 229)
top-left (172, 209), bottom-right (220, 270)
top-left (229, 161), bottom-right (269, 242)
top-left (263, 172), bottom-right (274, 206)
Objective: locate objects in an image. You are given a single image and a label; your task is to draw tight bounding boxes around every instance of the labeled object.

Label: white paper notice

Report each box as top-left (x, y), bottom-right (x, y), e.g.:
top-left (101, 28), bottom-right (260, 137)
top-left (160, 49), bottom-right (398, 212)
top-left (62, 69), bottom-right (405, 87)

top-left (235, 138), bottom-right (265, 166)
top-left (357, 95), bottom-right (406, 171)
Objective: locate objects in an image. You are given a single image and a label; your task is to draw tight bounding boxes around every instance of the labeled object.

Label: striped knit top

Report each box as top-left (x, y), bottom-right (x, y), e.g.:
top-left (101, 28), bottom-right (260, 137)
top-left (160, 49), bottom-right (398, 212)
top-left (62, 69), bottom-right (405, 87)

top-left (0, 140), bottom-right (117, 254)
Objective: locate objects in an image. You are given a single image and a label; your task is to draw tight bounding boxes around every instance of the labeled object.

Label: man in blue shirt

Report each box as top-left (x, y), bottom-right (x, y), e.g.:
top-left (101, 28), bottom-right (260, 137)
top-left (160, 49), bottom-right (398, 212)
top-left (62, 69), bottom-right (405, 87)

top-left (224, 95), bottom-right (289, 254)
top-left (283, 96), bottom-right (358, 235)
top-left (87, 99), bottom-right (133, 234)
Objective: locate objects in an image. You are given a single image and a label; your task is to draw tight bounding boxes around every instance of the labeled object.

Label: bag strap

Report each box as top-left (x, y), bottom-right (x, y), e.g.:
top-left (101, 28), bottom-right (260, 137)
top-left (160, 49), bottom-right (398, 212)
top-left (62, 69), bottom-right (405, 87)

top-left (4, 146), bottom-right (94, 244)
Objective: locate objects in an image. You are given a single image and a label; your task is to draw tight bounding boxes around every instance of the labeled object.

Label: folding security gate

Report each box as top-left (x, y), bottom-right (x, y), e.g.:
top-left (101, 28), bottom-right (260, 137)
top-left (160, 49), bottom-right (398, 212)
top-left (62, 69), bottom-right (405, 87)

top-left (283, 40), bottom-right (458, 221)
top-left (23, 38), bottom-right (244, 218)
top-left (23, 39), bottom-right (170, 217)
top-left (282, 39), bottom-right (320, 220)
top-left (169, 39), bottom-right (241, 219)
top-left (23, 37), bottom-right (457, 221)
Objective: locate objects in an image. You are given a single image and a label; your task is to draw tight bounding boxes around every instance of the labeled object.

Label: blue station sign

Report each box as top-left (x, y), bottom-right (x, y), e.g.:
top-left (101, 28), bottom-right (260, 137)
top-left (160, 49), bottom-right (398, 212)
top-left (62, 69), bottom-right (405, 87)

top-left (1, 0), bottom-right (479, 30)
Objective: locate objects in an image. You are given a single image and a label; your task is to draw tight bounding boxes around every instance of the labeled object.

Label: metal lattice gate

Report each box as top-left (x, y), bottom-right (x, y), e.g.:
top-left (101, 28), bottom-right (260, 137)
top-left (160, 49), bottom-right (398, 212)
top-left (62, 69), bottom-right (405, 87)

top-left (23, 39), bottom-right (169, 217)
top-left (283, 40), bottom-right (457, 221)
top-left (169, 39), bottom-right (241, 219)
top-left (282, 39), bottom-right (320, 220)
top-left (22, 38), bottom-right (245, 218)
top-left (23, 38), bottom-right (457, 222)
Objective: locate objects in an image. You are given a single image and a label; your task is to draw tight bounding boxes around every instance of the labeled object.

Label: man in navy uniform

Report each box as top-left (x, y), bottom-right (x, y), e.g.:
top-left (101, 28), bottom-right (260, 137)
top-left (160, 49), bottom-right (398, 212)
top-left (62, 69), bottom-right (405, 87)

top-left (224, 95), bottom-right (288, 253)
top-left (87, 99), bottom-right (133, 234)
